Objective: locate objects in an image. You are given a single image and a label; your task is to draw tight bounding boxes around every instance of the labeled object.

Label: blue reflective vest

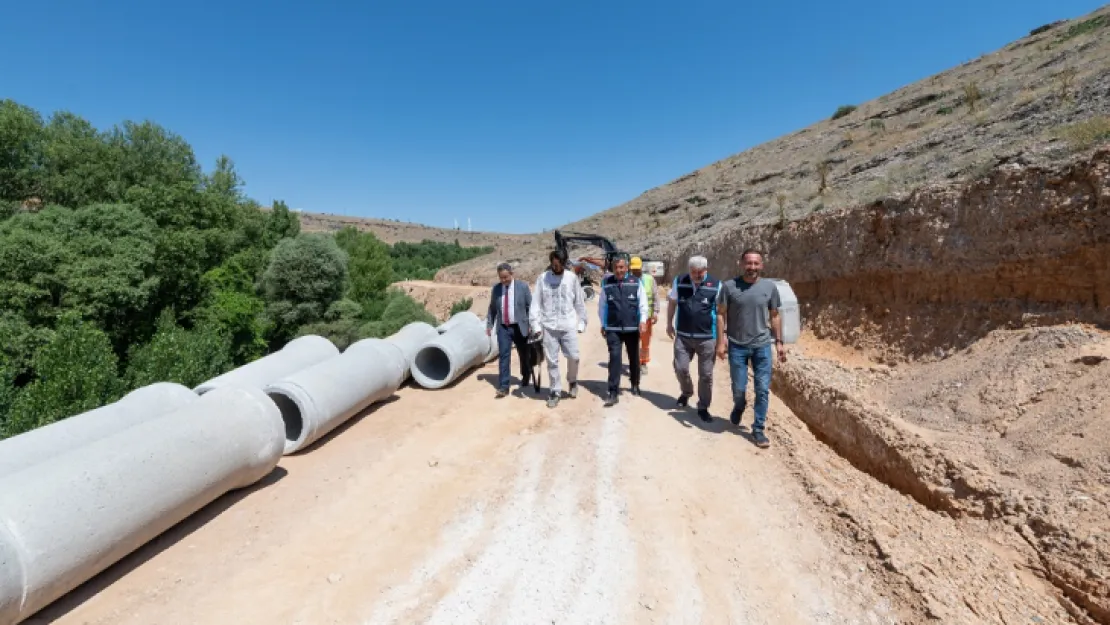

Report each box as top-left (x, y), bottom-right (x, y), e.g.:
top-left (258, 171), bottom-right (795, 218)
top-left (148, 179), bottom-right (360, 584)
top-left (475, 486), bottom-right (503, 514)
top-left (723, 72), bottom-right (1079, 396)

top-left (602, 274), bottom-right (641, 332)
top-left (673, 273), bottom-right (721, 340)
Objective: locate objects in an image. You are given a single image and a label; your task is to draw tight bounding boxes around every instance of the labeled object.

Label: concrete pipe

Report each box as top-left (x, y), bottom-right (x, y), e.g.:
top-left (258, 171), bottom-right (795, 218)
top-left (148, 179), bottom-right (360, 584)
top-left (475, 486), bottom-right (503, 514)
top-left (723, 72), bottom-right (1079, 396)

top-left (483, 331), bottom-right (499, 363)
top-left (435, 311), bottom-right (483, 334)
top-left (194, 334), bottom-right (339, 395)
top-left (266, 338), bottom-right (407, 455)
top-left (0, 385), bottom-right (284, 625)
top-left (0, 382), bottom-right (198, 480)
top-left (411, 316), bottom-right (489, 390)
top-left (382, 321), bottom-right (439, 380)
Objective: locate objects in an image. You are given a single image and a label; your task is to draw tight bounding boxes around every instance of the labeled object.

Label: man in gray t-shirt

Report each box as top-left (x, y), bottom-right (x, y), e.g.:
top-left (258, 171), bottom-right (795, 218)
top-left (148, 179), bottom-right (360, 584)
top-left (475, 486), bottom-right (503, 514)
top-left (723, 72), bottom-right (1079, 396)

top-left (715, 249), bottom-right (787, 449)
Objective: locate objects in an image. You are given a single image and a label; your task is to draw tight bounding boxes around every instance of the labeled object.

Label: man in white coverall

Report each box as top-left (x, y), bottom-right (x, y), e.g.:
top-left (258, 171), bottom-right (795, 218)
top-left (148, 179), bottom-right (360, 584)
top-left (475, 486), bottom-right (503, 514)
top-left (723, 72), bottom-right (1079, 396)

top-left (529, 249), bottom-right (588, 408)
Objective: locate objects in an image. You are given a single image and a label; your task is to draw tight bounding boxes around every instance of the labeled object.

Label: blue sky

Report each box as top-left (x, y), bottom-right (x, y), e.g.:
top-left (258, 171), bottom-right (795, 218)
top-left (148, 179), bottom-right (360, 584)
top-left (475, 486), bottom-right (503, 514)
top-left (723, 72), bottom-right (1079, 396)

top-left (2, 0), bottom-right (1103, 233)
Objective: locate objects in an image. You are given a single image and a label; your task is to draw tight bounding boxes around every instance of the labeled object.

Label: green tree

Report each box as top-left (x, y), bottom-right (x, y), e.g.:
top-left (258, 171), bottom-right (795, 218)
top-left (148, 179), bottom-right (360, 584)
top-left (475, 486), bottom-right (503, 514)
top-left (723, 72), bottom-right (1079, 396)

top-left (359, 288), bottom-right (437, 338)
top-left (0, 100), bottom-right (45, 202)
top-left (335, 226), bottom-right (394, 301)
top-left (264, 200), bottom-right (301, 248)
top-left (260, 233), bottom-right (349, 344)
top-left (125, 309), bottom-right (233, 389)
top-left (5, 314), bottom-right (122, 437)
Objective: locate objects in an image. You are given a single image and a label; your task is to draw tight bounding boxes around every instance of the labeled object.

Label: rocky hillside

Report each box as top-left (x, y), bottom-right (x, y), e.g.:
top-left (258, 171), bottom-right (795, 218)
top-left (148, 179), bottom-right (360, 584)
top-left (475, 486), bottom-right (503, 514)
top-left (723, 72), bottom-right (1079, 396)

top-left (438, 4), bottom-right (1110, 284)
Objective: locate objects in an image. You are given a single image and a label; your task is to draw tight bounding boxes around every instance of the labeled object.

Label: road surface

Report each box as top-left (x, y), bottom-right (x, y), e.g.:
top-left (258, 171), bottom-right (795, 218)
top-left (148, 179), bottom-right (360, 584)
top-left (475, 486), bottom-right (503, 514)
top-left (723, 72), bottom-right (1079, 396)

top-left (37, 290), bottom-right (894, 625)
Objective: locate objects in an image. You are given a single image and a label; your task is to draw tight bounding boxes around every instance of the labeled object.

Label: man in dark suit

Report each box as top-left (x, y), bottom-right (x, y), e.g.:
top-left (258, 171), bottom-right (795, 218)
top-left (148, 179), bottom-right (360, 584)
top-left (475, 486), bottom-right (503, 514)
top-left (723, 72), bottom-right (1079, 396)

top-left (486, 262), bottom-right (534, 397)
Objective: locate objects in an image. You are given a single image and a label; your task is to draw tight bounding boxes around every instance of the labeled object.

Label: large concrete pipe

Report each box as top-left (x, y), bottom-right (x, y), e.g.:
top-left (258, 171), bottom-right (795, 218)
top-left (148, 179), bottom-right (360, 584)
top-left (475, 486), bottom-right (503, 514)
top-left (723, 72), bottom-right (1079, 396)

top-left (435, 311), bottom-right (483, 334)
top-left (411, 315), bottom-right (489, 390)
top-left (383, 321), bottom-right (439, 380)
top-left (0, 382), bottom-right (198, 480)
top-left (265, 338), bottom-right (407, 455)
top-left (193, 334), bottom-right (339, 395)
top-left (0, 385), bottom-right (283, 625)
top-left (483, 331), bottom-right (498, 363)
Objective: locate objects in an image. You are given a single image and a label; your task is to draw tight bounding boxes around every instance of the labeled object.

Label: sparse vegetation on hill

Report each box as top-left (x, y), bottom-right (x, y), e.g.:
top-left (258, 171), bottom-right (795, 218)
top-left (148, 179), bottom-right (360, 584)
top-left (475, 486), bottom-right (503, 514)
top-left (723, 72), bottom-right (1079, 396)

top-left (0, 100), bottom-right (491, 438)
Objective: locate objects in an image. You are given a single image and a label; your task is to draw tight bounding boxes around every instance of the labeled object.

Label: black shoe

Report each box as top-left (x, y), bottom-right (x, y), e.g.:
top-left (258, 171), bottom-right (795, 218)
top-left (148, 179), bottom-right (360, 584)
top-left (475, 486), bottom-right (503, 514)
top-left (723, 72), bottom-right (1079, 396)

top-left (630, 386), bottom-right (641, 396)
top-left (604, 392), bottom-right (618, 407)
top-left (729, 407), bottom-right (742, 426)
top-left (753, 431), bottom-right (770, 448)
top-left (676, 394), bottom-right (689, 407)
top-left (697, 408), bottom-right (711, 423)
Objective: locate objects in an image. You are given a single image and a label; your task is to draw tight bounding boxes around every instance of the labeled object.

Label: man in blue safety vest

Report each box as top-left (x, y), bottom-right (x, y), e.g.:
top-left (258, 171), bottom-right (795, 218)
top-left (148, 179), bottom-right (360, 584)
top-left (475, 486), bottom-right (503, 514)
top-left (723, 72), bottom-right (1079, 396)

top-left (598, 257), bottom-right (648, 406)
top-left (666, 255), bottom-right (722, 423)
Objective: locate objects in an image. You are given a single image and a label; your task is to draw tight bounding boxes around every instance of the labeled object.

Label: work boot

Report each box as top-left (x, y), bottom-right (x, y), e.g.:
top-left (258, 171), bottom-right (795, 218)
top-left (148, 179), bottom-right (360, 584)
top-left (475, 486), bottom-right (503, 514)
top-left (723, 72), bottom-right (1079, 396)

top-left (729, 407), bottom-right (742, 426)
top-left (566, 382), bottom-right (578, 399)
top-left (697, 408), bottom-right (711, 423)
top-left (547, 393), bottom-right (560, 409)
top-left (753, 431), bottom-right (770, 449)
top-left (676, 394), bottom-right (690, 408)
top-left (604, 392), bottom-right (619, 407)
top-left (496, 388), bottom-right (508, 399)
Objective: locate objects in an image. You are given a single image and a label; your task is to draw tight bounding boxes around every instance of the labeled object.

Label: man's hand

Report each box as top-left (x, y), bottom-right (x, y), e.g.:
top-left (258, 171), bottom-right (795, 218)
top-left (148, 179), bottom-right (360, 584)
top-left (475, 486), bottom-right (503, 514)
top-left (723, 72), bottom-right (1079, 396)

top-left (600, 328), bottom-right (606, 339)
top-left (666, 325), bottom-right (675, 340)
top-left (486, 327), bottom-right (492, 337)
top-left (777, 342), bottom-right (787, 363)
top-left (715, 342), bottom-right (727, 360)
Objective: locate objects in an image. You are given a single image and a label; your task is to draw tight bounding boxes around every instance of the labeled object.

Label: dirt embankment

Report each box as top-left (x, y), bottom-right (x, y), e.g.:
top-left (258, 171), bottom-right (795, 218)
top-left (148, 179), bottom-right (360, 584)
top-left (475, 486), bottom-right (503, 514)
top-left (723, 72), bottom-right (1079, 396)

top-left (691, 150), bottom-right (1110, 622)
top-left (669, 149), bottom-right (1110, 364)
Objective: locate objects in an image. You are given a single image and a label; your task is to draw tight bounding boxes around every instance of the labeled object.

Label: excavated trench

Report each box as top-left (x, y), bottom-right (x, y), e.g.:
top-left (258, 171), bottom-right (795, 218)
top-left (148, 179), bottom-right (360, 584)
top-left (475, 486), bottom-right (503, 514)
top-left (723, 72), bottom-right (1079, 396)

top-left (665, 150), bottom-right (1110, 623)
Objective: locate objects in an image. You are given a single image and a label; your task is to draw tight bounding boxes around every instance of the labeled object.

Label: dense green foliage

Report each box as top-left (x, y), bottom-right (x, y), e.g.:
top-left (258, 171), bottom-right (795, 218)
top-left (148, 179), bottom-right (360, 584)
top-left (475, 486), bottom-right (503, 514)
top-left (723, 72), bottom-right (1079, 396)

top-left (391, 239), bottom-right (494, 280)
top-left (0, 100), bottom-right (492, 439)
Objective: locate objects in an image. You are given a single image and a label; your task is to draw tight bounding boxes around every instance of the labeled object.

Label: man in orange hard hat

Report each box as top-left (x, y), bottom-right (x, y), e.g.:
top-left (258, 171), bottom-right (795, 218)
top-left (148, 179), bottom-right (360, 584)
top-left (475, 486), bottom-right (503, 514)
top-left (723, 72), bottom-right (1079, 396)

top-left (629, 256), bottom-right (658, 373)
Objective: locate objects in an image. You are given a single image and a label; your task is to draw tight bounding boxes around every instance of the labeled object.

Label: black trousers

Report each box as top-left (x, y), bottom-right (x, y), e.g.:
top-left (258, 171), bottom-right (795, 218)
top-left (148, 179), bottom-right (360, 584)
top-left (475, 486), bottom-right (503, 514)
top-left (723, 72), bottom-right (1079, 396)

top-left (605, 330), bottom-right (640, 394)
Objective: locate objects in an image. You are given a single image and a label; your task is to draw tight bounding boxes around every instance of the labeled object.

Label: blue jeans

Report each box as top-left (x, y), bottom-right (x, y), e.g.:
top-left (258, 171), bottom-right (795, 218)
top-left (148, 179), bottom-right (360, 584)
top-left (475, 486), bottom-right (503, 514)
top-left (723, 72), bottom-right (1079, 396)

top-left (497, 323), bottom-right (530, 390)
top-left (728, 342), bottom-right (773, 432)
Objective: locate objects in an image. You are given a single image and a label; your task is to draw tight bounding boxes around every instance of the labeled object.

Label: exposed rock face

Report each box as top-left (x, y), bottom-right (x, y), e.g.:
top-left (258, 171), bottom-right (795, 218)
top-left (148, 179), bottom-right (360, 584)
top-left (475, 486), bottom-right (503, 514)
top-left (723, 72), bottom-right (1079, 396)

top-left (666, 149), bottom-right (1110, 362)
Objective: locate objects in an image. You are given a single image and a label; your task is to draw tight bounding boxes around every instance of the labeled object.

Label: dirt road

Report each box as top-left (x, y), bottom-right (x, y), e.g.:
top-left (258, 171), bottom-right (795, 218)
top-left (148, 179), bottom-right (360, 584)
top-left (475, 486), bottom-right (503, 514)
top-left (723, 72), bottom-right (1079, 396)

top-left (38, 287), bottom-right (905, 624)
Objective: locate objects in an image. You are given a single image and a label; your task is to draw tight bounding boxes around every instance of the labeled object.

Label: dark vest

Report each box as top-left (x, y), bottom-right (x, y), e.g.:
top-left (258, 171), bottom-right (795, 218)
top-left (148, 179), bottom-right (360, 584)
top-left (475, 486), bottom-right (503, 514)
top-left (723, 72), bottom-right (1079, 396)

top-left (602, 273), bottom-right (641, 332)
top-left (674, 273), bottom-right (720, 339)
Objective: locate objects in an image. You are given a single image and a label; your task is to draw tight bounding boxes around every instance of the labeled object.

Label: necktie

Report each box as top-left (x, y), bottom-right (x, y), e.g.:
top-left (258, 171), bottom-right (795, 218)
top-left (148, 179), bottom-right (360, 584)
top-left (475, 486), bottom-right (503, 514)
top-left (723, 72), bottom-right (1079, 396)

top-left (503, 284), bottom-right (510, 325)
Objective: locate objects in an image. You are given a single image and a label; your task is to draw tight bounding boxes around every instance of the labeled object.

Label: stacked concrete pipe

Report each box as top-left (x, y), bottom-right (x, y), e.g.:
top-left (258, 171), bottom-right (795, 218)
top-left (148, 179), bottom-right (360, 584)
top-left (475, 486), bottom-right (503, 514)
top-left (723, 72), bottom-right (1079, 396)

top-left (0, 385), bottom-right (284, 625)
top-left (411, 312), bottom-right (490, 389)
top-left (265, 338), bottom-right (408, 455)
top-left (0, 382), bottom-right (198, 480)
top-left (193, 334), bottom-right (339, 395)
top-left (435, 310), bottom-right (483, 334)
top-left (382, 321), bottom-right (439, 380)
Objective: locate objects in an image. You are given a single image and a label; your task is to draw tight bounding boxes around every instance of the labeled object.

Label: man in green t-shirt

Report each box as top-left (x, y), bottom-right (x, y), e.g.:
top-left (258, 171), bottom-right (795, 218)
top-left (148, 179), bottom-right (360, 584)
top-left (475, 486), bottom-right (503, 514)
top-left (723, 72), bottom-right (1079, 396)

top-left (715, 249), bottom-right (787, 449)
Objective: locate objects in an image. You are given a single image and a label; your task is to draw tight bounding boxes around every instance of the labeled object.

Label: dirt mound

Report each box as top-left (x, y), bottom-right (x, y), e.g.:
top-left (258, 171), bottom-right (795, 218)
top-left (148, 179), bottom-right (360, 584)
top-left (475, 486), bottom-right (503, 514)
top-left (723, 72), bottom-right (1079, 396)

top-left (776, 324), bottom-right (1110, 622)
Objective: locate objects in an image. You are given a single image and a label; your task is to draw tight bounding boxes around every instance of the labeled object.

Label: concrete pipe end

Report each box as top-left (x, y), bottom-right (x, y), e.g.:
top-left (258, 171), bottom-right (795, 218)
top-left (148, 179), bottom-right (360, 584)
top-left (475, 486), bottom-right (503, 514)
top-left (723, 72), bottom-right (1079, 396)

top-left (410, 342), bottom-right (454, 390)
top-left (264, 384), bottom-right (314, 456)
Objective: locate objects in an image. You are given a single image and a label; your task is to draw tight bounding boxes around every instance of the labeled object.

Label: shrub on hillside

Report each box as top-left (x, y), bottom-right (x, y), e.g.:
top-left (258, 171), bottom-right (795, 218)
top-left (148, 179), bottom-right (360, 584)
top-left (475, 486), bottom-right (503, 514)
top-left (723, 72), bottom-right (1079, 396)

top-left (831, 105), bottom-right (857, 120)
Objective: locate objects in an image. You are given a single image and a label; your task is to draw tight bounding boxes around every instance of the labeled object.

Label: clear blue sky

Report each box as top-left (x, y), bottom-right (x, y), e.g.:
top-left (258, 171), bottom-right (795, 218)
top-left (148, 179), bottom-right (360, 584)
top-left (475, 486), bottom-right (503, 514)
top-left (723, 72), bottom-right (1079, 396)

top-left (2, 0), bottom-right (1103, 233)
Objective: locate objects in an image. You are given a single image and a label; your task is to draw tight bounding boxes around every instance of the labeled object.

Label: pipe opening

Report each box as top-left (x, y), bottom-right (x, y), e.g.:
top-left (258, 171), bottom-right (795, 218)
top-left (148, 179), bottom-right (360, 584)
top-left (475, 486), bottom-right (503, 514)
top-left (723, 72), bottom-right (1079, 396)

top-left (268, 392), bottom-right (304, 443)
top-left (414, 346), bottom-right (451, 383)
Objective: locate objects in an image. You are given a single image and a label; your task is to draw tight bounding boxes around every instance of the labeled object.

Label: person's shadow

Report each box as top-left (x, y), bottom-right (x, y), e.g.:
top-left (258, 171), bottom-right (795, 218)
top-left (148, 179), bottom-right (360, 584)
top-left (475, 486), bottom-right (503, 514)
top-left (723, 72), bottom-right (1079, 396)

top-left (577, 379), bottom-right (756, 438)
top-left (476, 373), bottom-right (546, 400)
